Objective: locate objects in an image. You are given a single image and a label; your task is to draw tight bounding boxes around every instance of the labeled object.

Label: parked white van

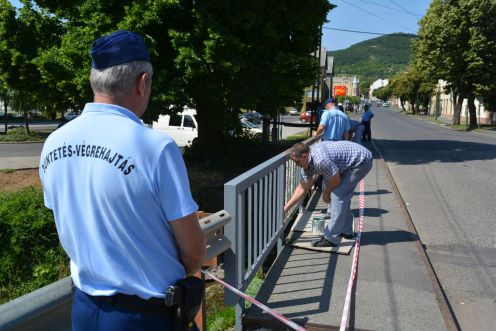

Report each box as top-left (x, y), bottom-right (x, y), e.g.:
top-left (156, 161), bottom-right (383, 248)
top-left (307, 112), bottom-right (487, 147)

top-left (152, 108), bottom-right (198, 147)
top-left (152, 108), bottom-right (263, 147)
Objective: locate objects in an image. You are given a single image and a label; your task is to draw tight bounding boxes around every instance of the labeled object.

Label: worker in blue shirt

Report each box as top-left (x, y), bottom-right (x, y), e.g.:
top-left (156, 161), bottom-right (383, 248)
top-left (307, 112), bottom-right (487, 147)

top-left (315, 98), bottom-right (350, 141)
top-left (361, 104), bottom-right (374, 142)
top-left (39, 30), bottom-right (205, 330)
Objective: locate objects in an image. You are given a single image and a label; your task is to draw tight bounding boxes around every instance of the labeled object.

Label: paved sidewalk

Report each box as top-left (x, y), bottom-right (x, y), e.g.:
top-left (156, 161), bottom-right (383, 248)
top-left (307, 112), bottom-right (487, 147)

top-left (0, 156), bottom-right (39, 170)
top-left (244, 143), bottom-right (452, 330)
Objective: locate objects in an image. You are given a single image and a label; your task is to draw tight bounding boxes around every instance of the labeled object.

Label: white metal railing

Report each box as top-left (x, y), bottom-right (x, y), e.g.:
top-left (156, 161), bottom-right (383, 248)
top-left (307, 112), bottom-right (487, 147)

top-left (223, 135), bottom-right (321, 330)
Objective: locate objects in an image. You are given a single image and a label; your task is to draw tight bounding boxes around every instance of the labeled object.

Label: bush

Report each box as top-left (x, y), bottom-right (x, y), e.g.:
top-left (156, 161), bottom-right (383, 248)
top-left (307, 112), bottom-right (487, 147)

top-left (183, 136), bottom-right (291, 211)
top-left (0, 187), bottom-right (68, 303)
top-left (0, 126), bottom-right (45, 142)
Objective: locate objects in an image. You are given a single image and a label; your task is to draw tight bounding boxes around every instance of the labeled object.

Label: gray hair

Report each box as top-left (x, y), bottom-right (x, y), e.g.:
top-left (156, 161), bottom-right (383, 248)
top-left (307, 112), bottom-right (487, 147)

top-left (290, 142), bottom-right (309, 158)
top-left (90, 61), bottom-right (153, 97)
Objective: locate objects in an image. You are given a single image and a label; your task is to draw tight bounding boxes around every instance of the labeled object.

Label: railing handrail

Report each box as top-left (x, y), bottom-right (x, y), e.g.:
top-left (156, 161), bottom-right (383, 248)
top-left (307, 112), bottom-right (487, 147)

top-left (0, 211), bottom-right (231, 331)
top-left (223, 135), bottom-right (321, 330)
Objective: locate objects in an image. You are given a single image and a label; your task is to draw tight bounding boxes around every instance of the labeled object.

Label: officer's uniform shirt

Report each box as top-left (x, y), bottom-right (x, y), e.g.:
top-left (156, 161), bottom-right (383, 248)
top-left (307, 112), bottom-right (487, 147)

top-left (362, 110), bottom-right (374, 122)
top-left (319, 107), bottom-right (351, 141)
top-left (39, 103), bottom-right (198, 299)
top-left (301, 141), bottom-right (372, 181)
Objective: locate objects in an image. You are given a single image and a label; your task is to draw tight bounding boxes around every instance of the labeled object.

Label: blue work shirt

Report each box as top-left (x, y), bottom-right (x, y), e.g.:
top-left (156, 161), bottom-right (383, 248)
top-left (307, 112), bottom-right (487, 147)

top-left (301, 140), bottom-right (372, 180)
top-left (362, 110), bottom-right (374, 122)
top-left (39, 103), bottom-right (198, 299)
top-left (319, 107), bottom-right (350, 141)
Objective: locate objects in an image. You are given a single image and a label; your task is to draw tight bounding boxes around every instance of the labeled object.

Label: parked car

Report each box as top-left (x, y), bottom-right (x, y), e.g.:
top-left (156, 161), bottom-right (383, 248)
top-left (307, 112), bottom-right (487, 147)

top-left (288, 109), bottom-right (299, 116)
top-left (152, 108), bottom-right (198, 147)
top-left (299, 111), bottom-right (316, 123)
top-left (240, 119), bottom-right (263, 140)
top-left (383, 102), bottom-right (390, 107)
top-left (64, 111), bottom-right (80, 120)
top-left (240, 111), bottom-right (263, 124)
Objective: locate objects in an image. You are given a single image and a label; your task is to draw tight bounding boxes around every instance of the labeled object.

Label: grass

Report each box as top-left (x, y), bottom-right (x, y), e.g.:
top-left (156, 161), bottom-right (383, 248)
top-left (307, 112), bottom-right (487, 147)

top-left (206, 271), bottom-right (264, 331)
top-left (283, 130), bottom-right (312, 142)
top-left (0, 127), bottom-right (45, 142)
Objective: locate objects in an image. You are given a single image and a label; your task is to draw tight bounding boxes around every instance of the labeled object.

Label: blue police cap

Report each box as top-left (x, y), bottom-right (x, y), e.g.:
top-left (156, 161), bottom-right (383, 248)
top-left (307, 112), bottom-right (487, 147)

top-left (91, 30), bottom-right (150, 69)
top-left (323, 98), bottom-right (335, 106)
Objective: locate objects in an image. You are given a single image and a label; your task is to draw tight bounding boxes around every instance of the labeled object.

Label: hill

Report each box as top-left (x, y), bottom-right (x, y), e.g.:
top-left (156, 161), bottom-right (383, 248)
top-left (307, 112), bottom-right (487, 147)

top-left (328, 33), bottom-right (415, 83)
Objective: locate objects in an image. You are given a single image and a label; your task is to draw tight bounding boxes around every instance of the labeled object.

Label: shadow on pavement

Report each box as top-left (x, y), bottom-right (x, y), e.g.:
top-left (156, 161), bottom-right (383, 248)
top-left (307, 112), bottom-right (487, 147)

top-left (375, 139), bottom-right (496, 165)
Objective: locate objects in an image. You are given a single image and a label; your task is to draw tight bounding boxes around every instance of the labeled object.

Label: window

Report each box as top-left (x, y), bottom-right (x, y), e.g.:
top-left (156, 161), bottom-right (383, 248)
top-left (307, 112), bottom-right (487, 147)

top-left (169, 114), bottom-right (182, 126)
top-left (183, 115), bottom-right (196, 128)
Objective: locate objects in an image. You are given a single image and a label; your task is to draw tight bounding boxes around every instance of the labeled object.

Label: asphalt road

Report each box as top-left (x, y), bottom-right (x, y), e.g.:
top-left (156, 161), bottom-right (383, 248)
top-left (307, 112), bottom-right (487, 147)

top-left (368, 106), bottom-right (496, 331)
top-left (0, 116), bottom-right (306, 160)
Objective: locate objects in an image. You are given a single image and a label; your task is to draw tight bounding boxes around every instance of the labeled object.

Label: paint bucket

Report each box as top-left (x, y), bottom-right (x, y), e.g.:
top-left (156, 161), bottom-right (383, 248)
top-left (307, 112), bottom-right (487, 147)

top-left (312, 217), bottom-right (325, 234)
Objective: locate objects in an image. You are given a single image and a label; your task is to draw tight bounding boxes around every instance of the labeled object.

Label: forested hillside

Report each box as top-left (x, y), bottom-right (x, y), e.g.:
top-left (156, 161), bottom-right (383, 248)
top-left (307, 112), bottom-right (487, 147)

top-left (328, 33), bottom-right (415, 82)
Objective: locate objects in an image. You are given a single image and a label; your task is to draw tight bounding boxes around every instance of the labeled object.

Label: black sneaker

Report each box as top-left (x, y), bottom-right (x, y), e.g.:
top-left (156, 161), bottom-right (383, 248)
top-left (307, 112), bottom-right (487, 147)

top-left (339, 233), bottom-right (355, 240)
top-left (312, 237), bottom-right (336, 248)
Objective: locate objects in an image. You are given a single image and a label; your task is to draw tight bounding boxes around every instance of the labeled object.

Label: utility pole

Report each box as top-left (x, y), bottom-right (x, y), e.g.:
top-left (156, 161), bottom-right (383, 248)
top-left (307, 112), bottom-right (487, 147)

top-left (310, 25), bottom-right (323, 136)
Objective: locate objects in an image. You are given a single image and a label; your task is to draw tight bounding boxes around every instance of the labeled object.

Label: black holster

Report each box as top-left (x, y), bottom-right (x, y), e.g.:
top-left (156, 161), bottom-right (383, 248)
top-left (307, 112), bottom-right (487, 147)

top-left (166, 276), bottom-right (205, 331)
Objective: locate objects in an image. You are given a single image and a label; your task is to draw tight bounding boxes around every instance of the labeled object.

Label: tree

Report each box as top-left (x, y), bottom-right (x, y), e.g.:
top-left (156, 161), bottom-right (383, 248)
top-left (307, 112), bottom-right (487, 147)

top-left (0, 0), bottom-right (63, 133)
top-left (413, 0), bottom-right (496, 128)
top-left (389, 69), bottom-right (435, 114)
top-left (33, 0), bottom-right (333, 148)
top-left (372, 85), bottom-right (392, 102)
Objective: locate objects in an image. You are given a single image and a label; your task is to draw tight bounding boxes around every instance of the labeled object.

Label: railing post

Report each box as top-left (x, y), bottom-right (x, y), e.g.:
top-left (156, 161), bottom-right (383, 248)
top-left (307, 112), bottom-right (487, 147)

top-left (223, 183), bottom-right (244, 330)
top-left (277, 164), bottom-right (284, 253)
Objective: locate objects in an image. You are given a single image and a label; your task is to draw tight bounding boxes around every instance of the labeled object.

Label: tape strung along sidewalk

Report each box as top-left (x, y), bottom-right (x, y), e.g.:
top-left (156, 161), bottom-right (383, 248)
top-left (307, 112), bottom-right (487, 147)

top-left (203, 179), bottom-right (367, 331)
top-left (201, 269), bottom-right (306, 331)
top-left (340, 179), bottom-right (366, 331)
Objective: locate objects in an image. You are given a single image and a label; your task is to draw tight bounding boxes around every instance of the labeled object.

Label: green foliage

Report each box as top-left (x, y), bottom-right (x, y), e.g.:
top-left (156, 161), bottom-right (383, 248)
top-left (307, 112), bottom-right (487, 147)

top-left (0, 187), bottom-right (69, 304)
top-left (206, 271), bottom-right (264, 330)
top-left (0, 126), bottom-right (45, 142)
top-left (328, 33), bottom-right (415, 82)
top-left (336, 95), bottom-right (360, 104)
top-left (388, 69), bottom-right (436, 113)
top-left (412, 0), bottom-right (496, 127)
top-left (372, 86), bottom-right (392, 102)
top-left (0, 1), bottom-right (335, 149)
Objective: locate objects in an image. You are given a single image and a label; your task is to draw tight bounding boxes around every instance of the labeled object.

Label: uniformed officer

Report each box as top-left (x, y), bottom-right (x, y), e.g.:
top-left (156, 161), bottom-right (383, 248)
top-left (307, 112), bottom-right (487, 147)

top-left (361, 104), bottom-right (375, 141)
top-left (39, 30), bottom-right (205, 330)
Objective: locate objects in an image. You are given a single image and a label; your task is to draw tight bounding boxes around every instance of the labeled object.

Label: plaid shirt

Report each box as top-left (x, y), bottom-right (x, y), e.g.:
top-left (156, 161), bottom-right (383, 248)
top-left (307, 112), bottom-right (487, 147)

top-left (301, 141), bottom-right (372, 180)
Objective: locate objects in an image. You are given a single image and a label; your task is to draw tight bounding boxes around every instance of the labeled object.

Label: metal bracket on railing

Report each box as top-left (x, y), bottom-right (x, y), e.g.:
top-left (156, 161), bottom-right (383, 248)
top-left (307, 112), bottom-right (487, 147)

top-left (199, 210), bottom-right (232, 261)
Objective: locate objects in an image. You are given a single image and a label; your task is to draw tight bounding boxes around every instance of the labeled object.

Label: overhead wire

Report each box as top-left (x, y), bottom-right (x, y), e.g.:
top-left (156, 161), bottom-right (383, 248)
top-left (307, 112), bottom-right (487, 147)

top-left (388, 0), bottom-right (422, 19)
top-left (338, 0), bottom-right (417, 34)
top-left (322, 26), bottom-right (417, 37)
top-left (358, 0), bottom-right (405, 13)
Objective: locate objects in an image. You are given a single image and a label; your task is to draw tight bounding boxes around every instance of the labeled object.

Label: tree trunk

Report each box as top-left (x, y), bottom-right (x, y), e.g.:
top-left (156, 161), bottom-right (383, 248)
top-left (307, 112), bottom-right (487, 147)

top-left (195, 99), bottom-right (224, 150)
top-left (452, 93), bottom-right (462, 125)
top-left (3, 100), bottom-right (7, 134)
top-left (400, 100), bottom-right (406, 112)
top-left (466, 93), bottom-right (477, 129)
top-left (24, 109), bottom-right (31, 136)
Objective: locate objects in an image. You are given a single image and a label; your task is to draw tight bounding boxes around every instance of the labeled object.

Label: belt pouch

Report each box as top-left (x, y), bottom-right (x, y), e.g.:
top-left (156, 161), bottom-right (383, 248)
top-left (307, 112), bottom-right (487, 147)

top-left (174, 276), bottom-right (205, 331)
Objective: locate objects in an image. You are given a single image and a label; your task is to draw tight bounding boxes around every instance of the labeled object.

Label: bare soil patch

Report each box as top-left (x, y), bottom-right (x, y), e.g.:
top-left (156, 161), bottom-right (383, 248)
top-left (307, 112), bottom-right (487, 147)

top-left (0, 169), bottom-right (41, 192)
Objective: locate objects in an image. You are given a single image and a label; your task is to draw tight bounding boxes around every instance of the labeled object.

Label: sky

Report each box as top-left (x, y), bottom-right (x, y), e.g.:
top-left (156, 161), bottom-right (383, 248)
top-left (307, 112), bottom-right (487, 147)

top-left (324, 0), bottom-right (432, 51)
top-left (10, 0), bottom-right (432, 51)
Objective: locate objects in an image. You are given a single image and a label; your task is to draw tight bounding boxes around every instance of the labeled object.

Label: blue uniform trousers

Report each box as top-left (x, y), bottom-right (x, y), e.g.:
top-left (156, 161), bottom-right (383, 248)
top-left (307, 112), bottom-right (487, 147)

top-left (72, 287), bottom-right (175, 331)
top-left (324, 160), bottom-right (373, 243)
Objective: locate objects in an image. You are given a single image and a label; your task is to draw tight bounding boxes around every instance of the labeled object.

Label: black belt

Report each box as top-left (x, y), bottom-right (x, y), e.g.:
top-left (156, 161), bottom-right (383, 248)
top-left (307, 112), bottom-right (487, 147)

top-left (91, 293), bottom-right (174, 316)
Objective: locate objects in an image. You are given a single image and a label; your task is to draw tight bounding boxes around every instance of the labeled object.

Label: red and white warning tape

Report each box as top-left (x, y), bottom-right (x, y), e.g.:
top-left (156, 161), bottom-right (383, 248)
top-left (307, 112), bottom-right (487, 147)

top-left (203, 179), bottom-right (366, 331)
top-left (339, 179), bottom-right (366, 331)
top-left (201, 269), bottom-right (306, 331)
